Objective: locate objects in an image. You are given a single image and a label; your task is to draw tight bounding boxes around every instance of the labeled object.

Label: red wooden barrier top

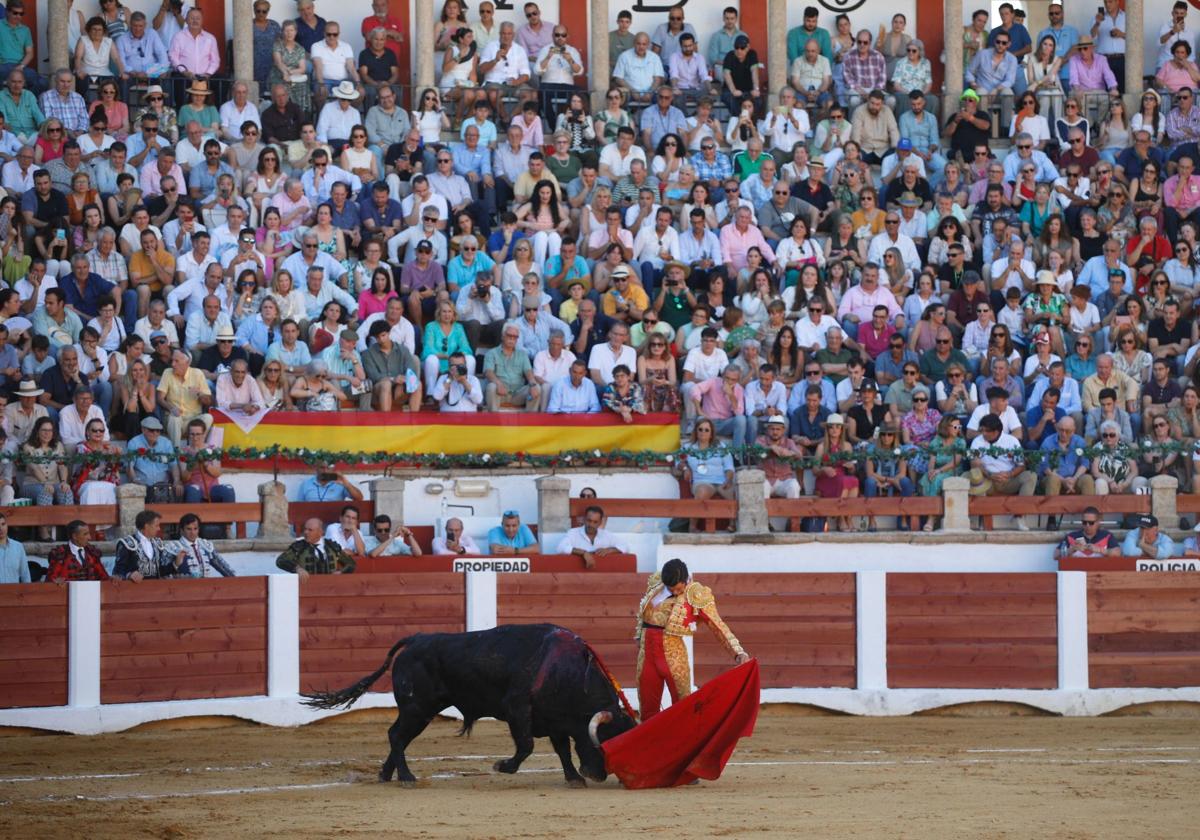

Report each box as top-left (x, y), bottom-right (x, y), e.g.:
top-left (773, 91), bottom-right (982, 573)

top-left (353, 553), bottom-right (638, 573)
top-left (0, 584), bottom-right (68, 709)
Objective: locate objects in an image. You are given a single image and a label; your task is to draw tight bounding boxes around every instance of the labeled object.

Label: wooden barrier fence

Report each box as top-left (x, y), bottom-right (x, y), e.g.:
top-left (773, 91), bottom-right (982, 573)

top-left (0, 584), bottom-right (68, 709)
top-left (969, 495), bottom-right (1150, 530)
top-left (100, 577), bottom-right (268, 704)
top-left (765, 497), bottom-right (943, 532)
top-left (886, 573), bottom-right (1059, 689)
top-left (567, 498), bottom-right (736, 533)
top-left (1087, 572), bottom-right (1200, 688)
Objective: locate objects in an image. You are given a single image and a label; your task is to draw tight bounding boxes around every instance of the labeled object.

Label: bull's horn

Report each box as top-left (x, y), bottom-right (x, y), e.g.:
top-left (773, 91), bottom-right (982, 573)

top-left (588, 711), bottom-right (613, 747)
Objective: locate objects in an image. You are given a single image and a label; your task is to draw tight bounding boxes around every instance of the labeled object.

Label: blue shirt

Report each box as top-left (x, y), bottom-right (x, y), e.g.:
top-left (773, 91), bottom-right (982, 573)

top-left (638, 104), bottom-right (688, 149)
top-left (446, 253), bottom-right (496, 291)
top-left (127, 432), bottom-right (175, 485)
top-left (450, 142), bottom-right (493, 178)
top-left (1077, 256), bottom-right (1134, 298)
top-left (329, 200), bottom-right (362, 232)
top-left (188, 161), bottom-right (233, 199)
top-left (543, 254), bottom-right (589, 288)
top-left (547, 376), bottom-right (601, 414)
top-left (898, 110), bottom-right (940, 154)
top-left (788, 377), bottom-right (837, 414)
top-left (486, 523), bottom-right (537, 552)
top-left (1121, 528), bottom-right (1177, 559)
top-left (297, 475), bottom-right (351, 502)
top-left (118, 30), bottom-right (168, 75)
top-left (1039, 433), bottom-right (1089, 478)
top-left (125, 130), bottom-right (169, 166)
top-left (1024, 404), bottom-right (1066, 448)
top-left (60, 272), bottom-right (116, 319)
top-left (682, 444), bottom-right (734, 486)
top-left (788, 403), bottom-right (829, 441)
top-left (0, 537), bottom-right (29, 584)
top-left (359, 197), bottom-right (405, 231)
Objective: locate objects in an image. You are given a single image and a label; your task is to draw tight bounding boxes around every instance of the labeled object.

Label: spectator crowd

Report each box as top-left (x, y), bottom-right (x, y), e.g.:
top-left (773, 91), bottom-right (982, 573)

top-left (1, 0), bottom-right (1200, 540)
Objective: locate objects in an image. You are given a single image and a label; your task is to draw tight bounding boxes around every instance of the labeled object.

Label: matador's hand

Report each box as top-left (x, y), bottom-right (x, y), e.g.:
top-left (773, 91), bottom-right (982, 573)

top-left (734, 653), bottom-right (750, 665)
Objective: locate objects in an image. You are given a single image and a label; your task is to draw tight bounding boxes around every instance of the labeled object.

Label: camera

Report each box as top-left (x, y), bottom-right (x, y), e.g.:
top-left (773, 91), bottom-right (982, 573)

top-left (473, 281), bottom-right (487, 297)
top-left (454, 364), bottom-right (468, 377)
top-left (318, 471), bottom-right (338, 483)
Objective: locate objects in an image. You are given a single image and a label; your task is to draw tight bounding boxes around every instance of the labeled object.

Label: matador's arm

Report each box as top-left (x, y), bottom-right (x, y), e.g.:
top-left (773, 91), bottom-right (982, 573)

top-left (688, 582), bottom-right (747, 660)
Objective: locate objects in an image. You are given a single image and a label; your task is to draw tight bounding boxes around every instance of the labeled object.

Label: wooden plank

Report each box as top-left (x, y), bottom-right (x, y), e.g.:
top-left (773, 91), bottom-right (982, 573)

top-left (0, 585), bottom-right (70, 608)
top-left (765, 497), bottom-right (944, 517)
top-left (969, 496), bottom-right (1148, 515)
top-left (101, 650), bottom-right (266, 681)
top-left (0, 632), bottom-right (68, 660)
top-left (102, 673), bottom-right (266, 704)
top-left (888, 573), bottom-right (1058, 596)
top-left (0, 606), bottom-right (69, 632)
top-left (0, 504), bottom-right (118, 526)
top-left (145, 502), bottom-right (261, 523)
top-left (693, 644), bottom-right (856, 667)
top-left (102, 626), bottom-right (267, 656)
top-left (700, 573), bottom-right (857, 597)
top-left (1091, 665), bottom-right (1200, 688)
top-left (0, 657), bottom-right (72, 682)
top-left (101, 577), bottom-right (267, 605)
top-left (497, 572), bottom-right (646, 594)
top-left (299, 597), bottom-right (466, 622)
top-left (101, 603), bottom-right (267, 633)
top-left (887, 643), bottom-right (1059, 669)
top-left (888, 593), bottom-right (1059, 616)
top-left (300, 624), bottom-right (464, 648)
top-left (1087, 589), bottom-right (1200, 612)
top-left (1088, 572), bottom-right (1200, 591)
top-left (299, 574), bottom-right (465, 598)
top-left (696, 663), bottom-right (855, 688)
top-left (1089, 631), bottom-right (1200, 653)
top-left (565, 499), bottom-right (735, 518)
top-left (0, 682), bottom-right (68, 709)
top-left (886, 616), bottom-right (1058, 639)
top-left (1172, 494), bottom-right (1200, 513)
top-left (1087, 611), bottom-right (1200, 634)
top-left (889, 667), bottom-right (1057, 689)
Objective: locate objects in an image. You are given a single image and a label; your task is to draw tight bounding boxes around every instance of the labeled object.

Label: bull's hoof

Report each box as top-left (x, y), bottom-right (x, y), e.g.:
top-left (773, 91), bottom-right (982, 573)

top-left (397, 779), bottom-right (418, 788)
top-left (566, 777), bottom-right (588, 789)
top-left (492, 759), bottom-right (519, 774)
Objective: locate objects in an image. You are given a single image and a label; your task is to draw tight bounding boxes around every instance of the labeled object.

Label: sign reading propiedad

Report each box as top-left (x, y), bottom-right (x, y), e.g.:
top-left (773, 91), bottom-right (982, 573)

top-left (453, 558), bottom-right (532, 573)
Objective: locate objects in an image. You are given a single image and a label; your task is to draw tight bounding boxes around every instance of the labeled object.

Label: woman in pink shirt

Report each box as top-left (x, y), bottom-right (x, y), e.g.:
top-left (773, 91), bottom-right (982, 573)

top-left (358, 266), bottom-right (398, 321)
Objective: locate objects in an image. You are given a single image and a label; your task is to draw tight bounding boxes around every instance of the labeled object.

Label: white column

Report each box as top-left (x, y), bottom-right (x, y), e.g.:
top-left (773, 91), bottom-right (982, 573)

top-left (767, 0), bottom-right (788, 105)
top-left (590, 0), bottom-right (610, 112)
top-left (943, 0), bottom-right (964, 122)
top-left (267, 573), bottom-right (300, 697)
top-left (67, 581), bottom-right (101, 707)
top-left (465, 571), bottom-right (498, 631)
top-left (48, 0), bottom-right (70, 75)
top-left (1057, 571), bottom-right (1090, 690)
top-left (416, 0), bottom-right (436, 91)
top-left (856, 571), bottom-right (888, 690)
top-left (233, 0), bottom-right (256, 98)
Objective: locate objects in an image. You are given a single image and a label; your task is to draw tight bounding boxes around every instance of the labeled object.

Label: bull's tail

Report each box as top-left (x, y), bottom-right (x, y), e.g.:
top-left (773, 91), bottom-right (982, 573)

top-left (300, 636), bottom-right (413, 711)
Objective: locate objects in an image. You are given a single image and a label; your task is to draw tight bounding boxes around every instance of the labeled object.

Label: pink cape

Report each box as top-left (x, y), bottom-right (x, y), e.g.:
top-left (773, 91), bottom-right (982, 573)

top-left (601, 659), bottom-right (760, 789)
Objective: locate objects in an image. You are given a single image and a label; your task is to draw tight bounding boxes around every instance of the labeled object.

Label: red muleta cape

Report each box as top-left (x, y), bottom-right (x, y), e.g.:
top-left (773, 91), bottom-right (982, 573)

top-left (601, 659), bottom-right (760, 789)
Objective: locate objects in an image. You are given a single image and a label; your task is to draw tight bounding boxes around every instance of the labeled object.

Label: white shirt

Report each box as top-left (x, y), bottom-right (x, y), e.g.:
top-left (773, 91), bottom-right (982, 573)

top-left (14, 274), bottom-right (57, 308)
top-left (323, 523), bottom-right (363, 552)
top-left (479, 40), bottom-right (532, 85)
top-left (867, 231), bottom-right (920, 272)
top-left (134, 316), bottom-right (180, 347)
top-left (631, 225), bottom-right (681, 268)
top-left (535, 44), bottom-right (582, 86)
top-left (219, 101), bottom-right (262, 140)
top-left (555, 526), bottom-right (627, 555)
top-left (316, 102), bottom-right (362, 143)
top-left (166, 275), bottom-right (217, 320)
top-left (793, 314), bottom-right (840, 350)
top-left (597, 143), bottom-right (646, 179)
top-left (990, 256), bottom-right (1038, 293)
top-left (533, 347), bottom-right (576, 384)
top-left (58, 404), bottom-right (108, 449)
top-left (1, 160), bottom-right (34, 193)
top-left (967, 404), bottom-right (1023, 436)
top-left (760, 107), bottom-right (810, 152)
top-left (174, 136), bottom-right (211, 171)
top-left (432, 533), bottom-right (482, 554)
top-left (356, 313), bottom-right (416, 355)
top-left (431, 373), bottom-right (484, 412)
top-left (310, 40), bottom-right (355, 82)
top-left (971, 431), bottom-right (1023, 473)
top-left (587, 342), bottom-right (637, 384)
top-left (682, 346), bottom-right (728, 382)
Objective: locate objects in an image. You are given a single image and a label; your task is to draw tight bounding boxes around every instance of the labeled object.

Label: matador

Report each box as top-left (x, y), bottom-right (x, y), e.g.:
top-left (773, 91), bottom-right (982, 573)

top-left (635, 558), bottom-right (749, 721)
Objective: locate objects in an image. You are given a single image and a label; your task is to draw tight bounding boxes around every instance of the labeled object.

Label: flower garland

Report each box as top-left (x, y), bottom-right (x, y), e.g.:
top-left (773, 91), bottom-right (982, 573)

top-left (7, 439), bottom-right (1192, 472)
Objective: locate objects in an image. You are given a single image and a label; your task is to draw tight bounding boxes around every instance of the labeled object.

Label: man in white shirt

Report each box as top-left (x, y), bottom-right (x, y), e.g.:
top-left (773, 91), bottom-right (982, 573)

top-left (597, 126), bottom-right (647, 181)
top-left (218, 81), bottom-right (262, 143)
top-left (310, 21), bottom-right (360, 108)
top-left (168, 262), bottom-right (225, 327)
top-left (1, 145), bottom-right (34, 193)
top-left (547, 358), bottom-right (600, 414)
top-left (315, 83), bottom-right (362, 146)
top-left (478, 22), bottom-right (533, 120)
top-left (323, 505), bottom-right (367, 554)
top-left (356, 297), bottom-right (416, 355)
top-left (534, 25), bottom-right (583, 117)
top-left (58, 385), bottom-right (108, 449)
top-left (431, 517), bottom-right (482, 555)
top-left (680, 326), bottom-right (729, 421)
top-left (743, 362), bottom-right (788, 441)
top-left (587, 322), bottom-right (636, 386)
top-left (968, 413), bottom-right (1037, 529)
top-left (533, 329), bottom-right (576, 406)
top-left (794, 297), bottom-right (839, 352)
top-left (556, 505), bottom-right (627, 568)
top-left (990, 238), bottom-right (1038, 295)
top-left (631, 207), bottom-right (681, 290)
top-left (431, 352), bottom-right (484, 412)
top-left (867, 213), bottom-right (921, 273)
top-left (171, 232), bottom-right (217, 300)
top-left (760, 87), bottom-right (811, 159)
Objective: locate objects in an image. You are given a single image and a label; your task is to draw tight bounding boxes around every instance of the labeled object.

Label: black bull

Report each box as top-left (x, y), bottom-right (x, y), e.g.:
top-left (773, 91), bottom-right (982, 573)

top-left (301, 624), bottom-right (637, 785)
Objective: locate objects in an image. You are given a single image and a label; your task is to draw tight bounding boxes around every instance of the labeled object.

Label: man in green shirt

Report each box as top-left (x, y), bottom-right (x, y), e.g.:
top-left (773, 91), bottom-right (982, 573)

top-left (787, 7), bottom-right (833, 64)
top-left (608, 10), bottom-right (636, 74)
top-left (0, 68), bottom-right (43, 142)
top-left (0, 3), bottom-right (38, 94)
top-left (484, 322), bottom-right (539, 411)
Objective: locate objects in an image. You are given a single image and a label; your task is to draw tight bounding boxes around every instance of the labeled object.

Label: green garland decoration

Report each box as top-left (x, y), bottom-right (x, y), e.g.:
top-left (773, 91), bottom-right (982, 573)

top-left (13, 438), bottom-right (1194, 473)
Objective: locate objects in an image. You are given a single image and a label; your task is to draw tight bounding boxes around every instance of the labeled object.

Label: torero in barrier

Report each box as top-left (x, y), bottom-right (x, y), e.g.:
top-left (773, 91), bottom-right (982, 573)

top-left (635, 558), bottom-right (749, 720)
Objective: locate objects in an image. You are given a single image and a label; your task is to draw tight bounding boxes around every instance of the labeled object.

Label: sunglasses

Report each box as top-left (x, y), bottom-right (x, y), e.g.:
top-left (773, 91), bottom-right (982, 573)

top-left (912, 396), bottom-right (928, 403)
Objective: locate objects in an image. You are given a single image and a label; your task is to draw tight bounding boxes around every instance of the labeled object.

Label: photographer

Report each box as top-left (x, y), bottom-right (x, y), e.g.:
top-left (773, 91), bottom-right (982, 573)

top-left (535, 26), bottom-right (582, 125)
top-left (454, 269), bottom-right (505, 349)
top-left (297, 460), bottom-right (364, 502)
top-left (431, 350), bottom-right (484, 413)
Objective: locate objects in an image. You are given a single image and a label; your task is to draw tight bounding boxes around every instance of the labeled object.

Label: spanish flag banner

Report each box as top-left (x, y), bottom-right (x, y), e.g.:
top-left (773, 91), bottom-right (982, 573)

top-left (211, 410), bottom-right (681, 455)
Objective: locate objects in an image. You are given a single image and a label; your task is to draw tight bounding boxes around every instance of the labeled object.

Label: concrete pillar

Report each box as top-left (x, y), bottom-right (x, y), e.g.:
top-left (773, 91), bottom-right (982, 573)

top-left (536, 475), bottom-right (571, 537)
top-left (257, 480), bottom-right (291, 539)
top-left (735, 468), bottom-right (768, 535)
top-left (855, 571), bottom-right (887, 690)
top-left (266, 574), bottom-right (299, 698)
top-left (48, 0), bottom-right (70, 77)
top-left (415, 0), bottom-right (436, 91)
top-left (940, 476), bottom-right (971, 533)
top-left (1149, 475), bottom-right (1179, 528)
top-left (115, 483), bottom-right (146, 538)
top-left (943, 0), bottom-right (964, 122)
top-left (67, 581), bottom-right (101, 707)
top-left (766, 0), bottom-right (788, 107)
top-left (232, 0), bottom-right (257, 100)
top-left (590, 0), bottom-right (609, 112)
top-left (1124, 0), bottom-right (1144, 111)
top-left (367, 478), bottom-right (406, 527)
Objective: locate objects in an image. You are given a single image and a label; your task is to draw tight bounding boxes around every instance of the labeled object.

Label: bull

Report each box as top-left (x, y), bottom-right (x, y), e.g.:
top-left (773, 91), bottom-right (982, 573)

top-left (301, 624), bottom-right (637, 786)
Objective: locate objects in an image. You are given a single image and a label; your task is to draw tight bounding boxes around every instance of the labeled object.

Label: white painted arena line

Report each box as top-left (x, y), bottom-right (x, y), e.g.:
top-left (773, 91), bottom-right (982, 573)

top-left (26, 781), bottom-right (355, 803)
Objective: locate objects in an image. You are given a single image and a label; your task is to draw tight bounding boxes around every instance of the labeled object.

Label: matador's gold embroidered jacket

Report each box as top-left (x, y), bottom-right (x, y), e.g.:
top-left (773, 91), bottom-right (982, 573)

top-left (634, 573), bottom-right (745, 659)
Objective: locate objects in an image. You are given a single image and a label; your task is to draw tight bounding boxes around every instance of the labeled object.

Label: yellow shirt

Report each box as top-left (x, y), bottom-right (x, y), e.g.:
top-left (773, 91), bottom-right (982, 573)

top-left (157, 367), bottom-right (211, 417)
top-left (129, 249), bottom-right (176, 292)
top-left (602, 283), bottom-right (650, 318)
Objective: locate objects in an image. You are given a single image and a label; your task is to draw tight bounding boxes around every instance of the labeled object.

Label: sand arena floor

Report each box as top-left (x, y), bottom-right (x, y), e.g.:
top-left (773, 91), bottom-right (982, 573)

top-left (0, 708), bottom-right (1197, 839)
